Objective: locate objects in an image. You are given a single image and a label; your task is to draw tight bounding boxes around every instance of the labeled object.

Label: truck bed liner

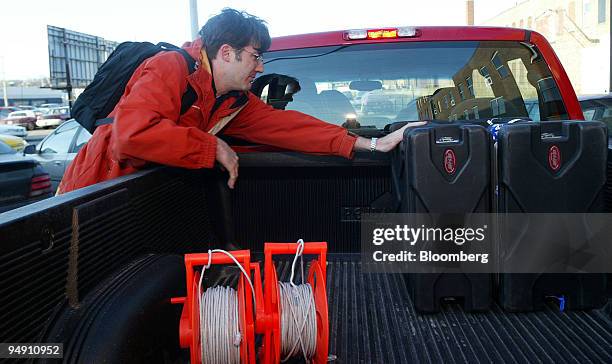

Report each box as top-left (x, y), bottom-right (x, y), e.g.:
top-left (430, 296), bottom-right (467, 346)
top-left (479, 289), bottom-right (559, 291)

top-left (267, 254), bottom-right (612, 363)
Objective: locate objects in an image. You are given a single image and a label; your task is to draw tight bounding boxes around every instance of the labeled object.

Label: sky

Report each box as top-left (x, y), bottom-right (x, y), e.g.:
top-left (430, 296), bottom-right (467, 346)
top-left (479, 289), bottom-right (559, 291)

top-left (0, 0), bottom-right (520, 80)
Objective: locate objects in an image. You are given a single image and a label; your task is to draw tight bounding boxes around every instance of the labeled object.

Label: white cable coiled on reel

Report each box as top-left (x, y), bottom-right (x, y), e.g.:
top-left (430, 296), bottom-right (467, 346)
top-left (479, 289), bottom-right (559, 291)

top-left (198, 249), bottom-right (255, 364)
top-left (200, 286), bottom-right (240, 364)
top-left (279, 282), bottom-right (317, 361)
top-left (279, 239), bottom-right (318, 362)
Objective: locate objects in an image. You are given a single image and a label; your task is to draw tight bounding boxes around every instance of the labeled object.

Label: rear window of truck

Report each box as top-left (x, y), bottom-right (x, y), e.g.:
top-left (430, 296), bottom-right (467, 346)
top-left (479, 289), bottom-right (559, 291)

top-left (261, 41), bottom-right (568, 129)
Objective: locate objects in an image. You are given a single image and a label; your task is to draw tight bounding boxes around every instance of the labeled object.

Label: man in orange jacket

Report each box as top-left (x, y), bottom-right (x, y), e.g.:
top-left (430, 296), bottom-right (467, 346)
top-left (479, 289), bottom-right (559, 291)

top-left (58, 8), bottom-right (424, 194)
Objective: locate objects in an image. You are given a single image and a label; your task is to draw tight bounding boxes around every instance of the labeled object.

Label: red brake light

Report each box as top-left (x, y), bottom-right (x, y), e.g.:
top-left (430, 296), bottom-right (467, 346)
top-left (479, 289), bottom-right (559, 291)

top-left (367, 29), bottom-right (398, 39)
top-left (30, 174), bottom-right (51, 197)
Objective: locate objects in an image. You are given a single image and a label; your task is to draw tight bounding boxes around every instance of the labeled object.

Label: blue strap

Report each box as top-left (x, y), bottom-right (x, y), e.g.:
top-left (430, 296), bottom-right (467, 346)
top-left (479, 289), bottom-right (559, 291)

top-left (95, 117), bottom-right (114, 127)
top-left (557, 295), bottom-right (566, 312)
top-left (547, 295), bottom-right (566, 312)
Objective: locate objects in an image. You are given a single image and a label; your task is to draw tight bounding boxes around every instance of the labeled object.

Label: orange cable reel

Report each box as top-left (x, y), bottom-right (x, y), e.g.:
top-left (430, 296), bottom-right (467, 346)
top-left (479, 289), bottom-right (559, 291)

top-left (256, 240), bottom-right (329, 364)
top-left (171, 249), bottom-right (256, 364)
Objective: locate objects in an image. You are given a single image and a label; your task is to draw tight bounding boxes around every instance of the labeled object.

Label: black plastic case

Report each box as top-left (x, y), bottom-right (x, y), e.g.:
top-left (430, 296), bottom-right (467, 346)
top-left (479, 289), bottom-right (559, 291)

top-left (497, 121), bottom-right (608, 311)
top-left (393, 122), bottom-right (493, 312)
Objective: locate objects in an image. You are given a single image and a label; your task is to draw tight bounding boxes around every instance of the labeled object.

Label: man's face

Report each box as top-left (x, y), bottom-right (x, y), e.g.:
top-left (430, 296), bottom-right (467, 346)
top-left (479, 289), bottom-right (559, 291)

top-left (227, 45), bottom-right (264, 91)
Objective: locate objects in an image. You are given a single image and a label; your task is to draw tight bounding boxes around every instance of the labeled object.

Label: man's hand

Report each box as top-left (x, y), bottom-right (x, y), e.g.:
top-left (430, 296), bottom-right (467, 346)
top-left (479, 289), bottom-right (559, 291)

top-left (216, 138), bottom-right (239, 189)
top-left (376, 121), bottom-right (427, 152)
top-left (353, 121), bottom-right (428, 152)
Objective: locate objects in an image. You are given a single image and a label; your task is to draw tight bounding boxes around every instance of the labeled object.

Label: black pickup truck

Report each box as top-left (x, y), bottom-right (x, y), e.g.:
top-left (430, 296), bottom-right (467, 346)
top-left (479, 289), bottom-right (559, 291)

top-left (1, 26), bottom-right (611, 363)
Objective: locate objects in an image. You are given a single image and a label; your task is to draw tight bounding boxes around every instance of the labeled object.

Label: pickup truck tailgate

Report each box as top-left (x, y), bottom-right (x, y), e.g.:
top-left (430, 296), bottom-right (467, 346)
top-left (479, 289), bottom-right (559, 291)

top-left (269, 255), bottom-right (612, 363)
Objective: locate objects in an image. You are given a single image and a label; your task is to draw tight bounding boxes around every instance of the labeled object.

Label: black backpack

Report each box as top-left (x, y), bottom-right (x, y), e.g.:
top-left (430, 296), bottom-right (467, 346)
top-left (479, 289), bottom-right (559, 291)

top-left (71, 42), bottom-right (197, 134)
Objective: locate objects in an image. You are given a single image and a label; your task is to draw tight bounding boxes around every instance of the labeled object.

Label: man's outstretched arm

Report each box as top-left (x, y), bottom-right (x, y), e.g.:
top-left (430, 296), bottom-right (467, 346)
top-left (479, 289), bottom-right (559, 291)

top-left (226, 94), bottom-right (426, 157)
top-left (352, 122), bottom-right (427, 152)
top-left (217, 95), bottom-right (427, 188)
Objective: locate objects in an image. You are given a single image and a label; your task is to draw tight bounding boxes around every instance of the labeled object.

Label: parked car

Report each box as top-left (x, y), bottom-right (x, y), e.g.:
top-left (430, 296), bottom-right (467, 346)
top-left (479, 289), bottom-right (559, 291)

top-left (0, 134), bottom-right (28, 152)
top-left (36, 106), bottom-right (71, 128)
top-left (25, 119), bottom-right (91, 192)
top-left (0, 106), bottom-right (22, 120)
top-left (15, 105), bottom-right (37, 111)
top-left (0, 140), bottom-right (52, 213)
top-left (361, 90), bottom-right (395, 115)
top-left (38, 103), bottom-right (66, 109)
top-left (0, 124), bottom-right (27, 137)
top-left (2, 110), bottom-right (37, 130)
top-left (33, 107), bottom-right (50, 117)
top-left (579, 93), bottom-right (612, 137)
top-left (394, 99), bottom-right (419, 121)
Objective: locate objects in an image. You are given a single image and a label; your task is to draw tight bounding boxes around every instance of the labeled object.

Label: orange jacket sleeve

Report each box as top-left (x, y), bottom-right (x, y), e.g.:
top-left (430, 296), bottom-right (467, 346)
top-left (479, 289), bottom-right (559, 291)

top-left (109, 52), bottom-right (218, 169)
top-left (224, 93), bottom-right (357, 158)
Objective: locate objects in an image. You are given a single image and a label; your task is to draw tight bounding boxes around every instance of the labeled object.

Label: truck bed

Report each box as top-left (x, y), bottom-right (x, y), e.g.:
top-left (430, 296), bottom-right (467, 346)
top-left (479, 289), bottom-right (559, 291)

top-left (2, 164), bottom-right (610, 362)
top-left (269, 255), bottom-right (612, 363)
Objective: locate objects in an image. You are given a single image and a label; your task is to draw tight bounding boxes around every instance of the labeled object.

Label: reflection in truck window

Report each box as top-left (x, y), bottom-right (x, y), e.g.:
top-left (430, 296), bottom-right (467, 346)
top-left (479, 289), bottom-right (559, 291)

top-left (261, 41), bottom-right (568, 129)
top-left (472, 69), bottom-right (494, 98)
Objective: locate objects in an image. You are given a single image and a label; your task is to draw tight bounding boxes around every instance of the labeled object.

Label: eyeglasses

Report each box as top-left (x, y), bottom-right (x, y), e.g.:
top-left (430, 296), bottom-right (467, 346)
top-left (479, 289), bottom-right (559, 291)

top-left (242, 49), bottom-right (264, 63)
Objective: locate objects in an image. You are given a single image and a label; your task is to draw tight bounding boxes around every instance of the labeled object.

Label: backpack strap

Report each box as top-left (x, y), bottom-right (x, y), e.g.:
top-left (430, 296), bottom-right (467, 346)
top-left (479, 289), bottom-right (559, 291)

top-left (173, 47), bottom-right (197, 115)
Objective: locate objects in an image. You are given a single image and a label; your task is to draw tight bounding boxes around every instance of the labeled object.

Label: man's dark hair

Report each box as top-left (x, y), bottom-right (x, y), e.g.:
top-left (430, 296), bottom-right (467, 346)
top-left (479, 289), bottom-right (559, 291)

top-left (199, 8), bottom-right (272, 58)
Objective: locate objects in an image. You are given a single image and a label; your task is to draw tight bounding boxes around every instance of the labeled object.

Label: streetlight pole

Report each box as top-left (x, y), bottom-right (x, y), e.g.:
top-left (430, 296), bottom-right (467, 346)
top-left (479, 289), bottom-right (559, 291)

top-left (0, 56), bottom-right (7, 107)
top-left (466, 0), bottom-right (474, 26)
top-left (189, 0), bottom-right (199, 40)
top-left (2, 80), bottom-right (7, 107)
top-left (62, 29), bottom-right (74, 109)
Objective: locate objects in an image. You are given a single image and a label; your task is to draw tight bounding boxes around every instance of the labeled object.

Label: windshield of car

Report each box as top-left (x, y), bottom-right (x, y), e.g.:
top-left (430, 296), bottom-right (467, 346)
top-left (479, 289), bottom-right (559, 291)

top-left (0, 141), bottom-right (16, 154)
top-left (260, 41), bottom-right (568, 130)
top-left (42, 108), bottom-right (64, 115)
top-left (580, 96), bottom-right (612, 136)
top-left (581, 97), bottom-right (612, 117)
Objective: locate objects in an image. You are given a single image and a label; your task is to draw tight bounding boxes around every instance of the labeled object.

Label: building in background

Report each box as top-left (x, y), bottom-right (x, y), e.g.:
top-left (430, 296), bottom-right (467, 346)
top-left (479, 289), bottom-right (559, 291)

top-left (481, 0), bottom-right (610, 95)
top-left (1, 86), bottom-right (65, 107)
